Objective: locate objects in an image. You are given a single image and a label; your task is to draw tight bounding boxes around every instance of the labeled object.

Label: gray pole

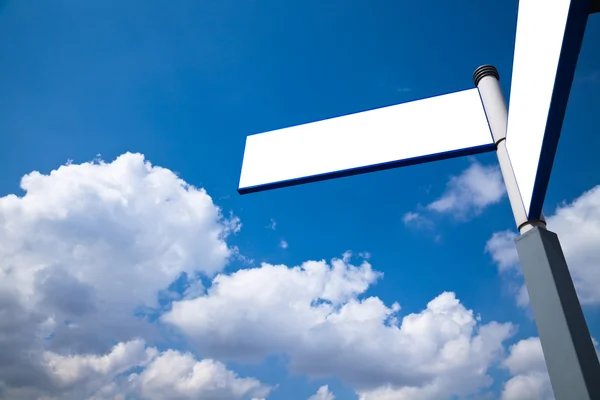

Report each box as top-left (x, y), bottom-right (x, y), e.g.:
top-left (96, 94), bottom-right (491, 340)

top-left (474, 65), bottom-right (600, 400)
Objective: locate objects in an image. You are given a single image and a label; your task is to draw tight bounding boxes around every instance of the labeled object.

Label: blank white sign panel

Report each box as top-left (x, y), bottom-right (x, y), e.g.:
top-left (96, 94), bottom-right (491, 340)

top-left (238, 88), bottom-right (494, 193)
top-left (506, 0), bottom-right (590, 220)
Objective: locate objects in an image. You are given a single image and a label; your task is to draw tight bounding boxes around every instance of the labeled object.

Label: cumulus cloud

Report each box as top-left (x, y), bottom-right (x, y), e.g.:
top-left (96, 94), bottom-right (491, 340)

top-left (39, 339), bottom-right (270, 400)
top-left (0, 152), bottom-right (522, 400)
top-left (131, 349), bottom-right (271, 400)
top-left (279, 239), bottom-right (289, 249)
top-left (500, 337), bottom-right (553, 400)
top-left (43, 339), bottom-right (156, 389)
top-left (501, 337), bottom-right (599, 400)
top-left (427, 162), bottom-right (505, 219)
top-left (308, 385), bottom-right (335, 400)
top-left (0, 153), bottom-right (240, 398)
top-left (163, 257), bottom-right (514, 398)
top-left (485, 185), bottom-right (600, 305)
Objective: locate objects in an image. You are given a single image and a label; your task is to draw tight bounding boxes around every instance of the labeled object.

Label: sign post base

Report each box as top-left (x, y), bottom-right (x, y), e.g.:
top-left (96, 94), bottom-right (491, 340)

top-left (515, 227), bottom-right (600, 400)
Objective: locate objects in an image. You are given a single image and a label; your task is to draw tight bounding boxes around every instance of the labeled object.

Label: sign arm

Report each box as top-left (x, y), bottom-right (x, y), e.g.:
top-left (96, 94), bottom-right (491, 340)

top-left (237, 89), bottom-right (495, 194)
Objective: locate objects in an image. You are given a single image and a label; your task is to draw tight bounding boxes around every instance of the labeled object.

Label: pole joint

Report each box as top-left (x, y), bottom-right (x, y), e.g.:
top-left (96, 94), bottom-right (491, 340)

top-left (518, 219), bottom-right (547, 233)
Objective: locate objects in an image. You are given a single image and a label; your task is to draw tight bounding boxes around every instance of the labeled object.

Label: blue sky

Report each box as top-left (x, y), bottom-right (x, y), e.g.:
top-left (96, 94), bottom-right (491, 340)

top-left (0, 1), bottom-right (599, 399)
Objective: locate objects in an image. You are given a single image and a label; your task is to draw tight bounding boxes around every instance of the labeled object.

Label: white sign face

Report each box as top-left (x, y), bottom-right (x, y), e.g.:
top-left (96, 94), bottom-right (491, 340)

top-left (238, 88), bottom-right (494, 193)
top-left (506, 0), bottom-right (590, 220)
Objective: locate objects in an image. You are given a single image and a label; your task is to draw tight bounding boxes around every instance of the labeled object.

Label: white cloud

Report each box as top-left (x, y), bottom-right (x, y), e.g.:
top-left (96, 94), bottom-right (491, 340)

top-left (515, 285), bottom-right (530, 308)
top-left (485, 231), bottom-right (519, 273)
top-left (267, 219), bottom-right (277, 230)
top-left (403, 211), bottom-right (420, 224)
top-left (483, 232), bottom-right (530, 308)
top-left (1, 152), bottom-right (235, 310)
top-left (544, 186), bottom-right (600, 304)
top-left (485, 185), bottom-right (600, 305)
top-left (280, 239), bottom-right (289, 249)
top-left (0, 153), bottom-right (523, 400)
top-left (427, 162), bottom-right (505, 218)
top-left (43, 339), bottom-right (156, 388)
top-left (500, 337), bottom-right (553, 400)
top-left (0, 153), bottom-right (239, 398)
top-left (163, 257), bottom-right (514, 398)
top-left (502, 373), bottom-right (553, 400)
top-left (132, 349), bottom-right (271, 400)
top-left (402, 211), bottom-right (434, 229)
top-left (501, 336), bottom-right (600, 400)
top-left (503, 338), bottom-right (546, 376)
top-left (308, 385), bottom-right (335, 400)
top-left (40, 339), bottom-right (270, 400)
top-left (402, 162), bottom-right (505, 233)
top-left (231, 246), bottom-right (256, 266)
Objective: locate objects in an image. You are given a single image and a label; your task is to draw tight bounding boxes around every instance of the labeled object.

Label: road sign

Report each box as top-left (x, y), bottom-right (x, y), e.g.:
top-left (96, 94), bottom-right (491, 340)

top-left (505, 0), bottom-right (592, 220)
top-left (237, 2), bottom-right (600, 398)
top-left (238, 88), bottom-right (494, 194)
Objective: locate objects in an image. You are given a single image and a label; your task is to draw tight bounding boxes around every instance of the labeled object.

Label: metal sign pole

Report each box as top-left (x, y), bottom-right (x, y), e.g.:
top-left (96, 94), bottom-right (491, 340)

top-left (474, 65), bottom-right (600, 400)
